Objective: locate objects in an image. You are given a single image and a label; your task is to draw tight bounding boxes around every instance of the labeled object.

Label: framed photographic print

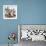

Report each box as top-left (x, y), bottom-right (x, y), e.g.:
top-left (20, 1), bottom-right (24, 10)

top-left (18, 24), bottom-right (46, 41)
top-left (3, 5), bottom-right (17, 19)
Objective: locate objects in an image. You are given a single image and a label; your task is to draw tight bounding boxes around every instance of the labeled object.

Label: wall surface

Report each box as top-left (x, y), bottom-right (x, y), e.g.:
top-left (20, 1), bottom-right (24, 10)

top-left (20, 0), bottom-right (46, 24)
top-left (0, 0), bottom-right (19, 44)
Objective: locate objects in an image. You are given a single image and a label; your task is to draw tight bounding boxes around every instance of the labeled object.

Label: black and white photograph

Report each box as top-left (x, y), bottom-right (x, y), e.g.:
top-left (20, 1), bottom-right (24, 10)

top-left (18, 25), bottom-right (46, 46)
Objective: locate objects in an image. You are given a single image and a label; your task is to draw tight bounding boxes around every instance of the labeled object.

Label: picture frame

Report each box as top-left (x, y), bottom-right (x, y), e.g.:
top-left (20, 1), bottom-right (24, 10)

top-left (3, 5), bottom-right (17, 19)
